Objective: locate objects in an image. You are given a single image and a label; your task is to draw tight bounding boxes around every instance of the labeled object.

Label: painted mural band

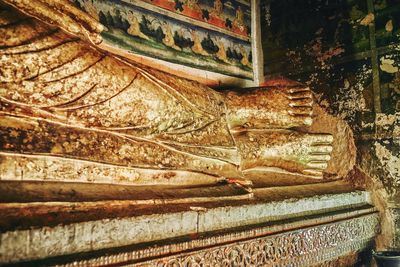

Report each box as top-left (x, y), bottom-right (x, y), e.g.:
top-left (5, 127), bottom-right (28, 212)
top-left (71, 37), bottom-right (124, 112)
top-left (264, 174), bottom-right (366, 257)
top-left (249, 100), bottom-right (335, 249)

top-left (137, 0), bottom-right (251, 38)
top-left (73, 0), bottom-right (253, 79)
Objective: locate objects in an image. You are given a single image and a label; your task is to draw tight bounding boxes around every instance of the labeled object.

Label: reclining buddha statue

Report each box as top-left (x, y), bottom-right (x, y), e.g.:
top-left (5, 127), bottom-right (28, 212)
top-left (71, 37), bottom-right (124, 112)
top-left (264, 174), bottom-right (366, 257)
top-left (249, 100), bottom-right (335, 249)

top-left (0, 0), bottom-right (334, 194)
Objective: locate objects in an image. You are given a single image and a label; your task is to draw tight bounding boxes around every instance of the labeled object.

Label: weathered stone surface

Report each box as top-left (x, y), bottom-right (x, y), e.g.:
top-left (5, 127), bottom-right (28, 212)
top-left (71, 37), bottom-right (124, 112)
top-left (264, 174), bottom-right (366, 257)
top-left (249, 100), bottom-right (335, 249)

top-left (0, 188), bottom-right (375, 264)
top-left (41, 210), bottom-right (378, 267)
top-left (357, 113), bottom-right (400, 203)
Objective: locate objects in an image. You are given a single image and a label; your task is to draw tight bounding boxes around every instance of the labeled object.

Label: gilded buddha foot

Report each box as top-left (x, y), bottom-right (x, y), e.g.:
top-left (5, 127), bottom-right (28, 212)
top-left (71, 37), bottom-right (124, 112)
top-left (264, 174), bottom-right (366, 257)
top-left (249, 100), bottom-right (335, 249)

top-left (225, 85), bottom-right (313, 129)
top-left (235, 130), bottom-right (333, 178)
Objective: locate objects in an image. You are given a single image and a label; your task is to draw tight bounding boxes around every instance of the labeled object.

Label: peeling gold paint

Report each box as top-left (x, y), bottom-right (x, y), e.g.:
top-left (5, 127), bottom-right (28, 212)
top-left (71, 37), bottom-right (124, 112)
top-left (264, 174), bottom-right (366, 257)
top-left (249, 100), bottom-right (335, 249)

top-left (380, 58), bottom-right (399, 74)
top-left (360, 13), bottom-right (374, 26)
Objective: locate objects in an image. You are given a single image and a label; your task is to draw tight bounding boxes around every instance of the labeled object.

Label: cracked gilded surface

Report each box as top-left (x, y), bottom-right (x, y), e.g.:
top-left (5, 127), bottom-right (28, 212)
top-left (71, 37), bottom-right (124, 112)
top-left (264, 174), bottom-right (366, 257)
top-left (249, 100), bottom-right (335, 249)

top-left (0, 1), bottom-right (336, 187)
top-left (3, 0), bottom-right (103, 44)
top-left (225, 85), bottom-right (313, 129)
top-left (235, 130), bottom-right (333, 177)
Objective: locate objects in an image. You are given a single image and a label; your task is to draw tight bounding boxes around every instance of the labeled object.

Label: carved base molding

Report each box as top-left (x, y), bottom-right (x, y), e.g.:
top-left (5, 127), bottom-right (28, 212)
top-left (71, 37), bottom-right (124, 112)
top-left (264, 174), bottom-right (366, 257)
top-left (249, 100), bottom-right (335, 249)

top-left (0, 189), bottom-right (379, 266)
top-left (42, 210), bottom-right (379, 267)
top-left (138, 214), bottom-right (379, 267)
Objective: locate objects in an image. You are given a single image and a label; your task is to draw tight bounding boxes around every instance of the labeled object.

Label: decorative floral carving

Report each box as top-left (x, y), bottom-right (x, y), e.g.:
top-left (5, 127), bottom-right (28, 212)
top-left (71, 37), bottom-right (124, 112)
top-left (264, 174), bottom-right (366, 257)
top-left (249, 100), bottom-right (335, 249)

top-left (57, 214), bottom-right (379, 267)
top-left (145, 214), bottom-right (379, 267)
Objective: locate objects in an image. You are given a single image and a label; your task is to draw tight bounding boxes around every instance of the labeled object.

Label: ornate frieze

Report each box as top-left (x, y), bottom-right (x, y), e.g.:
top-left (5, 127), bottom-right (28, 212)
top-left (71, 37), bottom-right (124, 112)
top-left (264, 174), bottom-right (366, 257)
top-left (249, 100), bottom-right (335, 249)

top-left (140, 213), bottom-right (379, 266)
top-left (54, 213), bottom-right (379, 267)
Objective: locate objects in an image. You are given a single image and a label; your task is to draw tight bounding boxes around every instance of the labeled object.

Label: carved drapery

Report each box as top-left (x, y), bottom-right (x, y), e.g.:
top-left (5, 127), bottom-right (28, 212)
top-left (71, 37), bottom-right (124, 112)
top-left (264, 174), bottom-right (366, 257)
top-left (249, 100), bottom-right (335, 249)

top-left (0, 1), bottom-right (335, 193)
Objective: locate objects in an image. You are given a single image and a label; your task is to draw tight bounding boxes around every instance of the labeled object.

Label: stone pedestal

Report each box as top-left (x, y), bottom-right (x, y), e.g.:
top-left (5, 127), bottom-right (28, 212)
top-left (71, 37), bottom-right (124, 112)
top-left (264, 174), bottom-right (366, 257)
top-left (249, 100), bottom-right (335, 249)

top-left (0, 181), bottom-right (379, 266)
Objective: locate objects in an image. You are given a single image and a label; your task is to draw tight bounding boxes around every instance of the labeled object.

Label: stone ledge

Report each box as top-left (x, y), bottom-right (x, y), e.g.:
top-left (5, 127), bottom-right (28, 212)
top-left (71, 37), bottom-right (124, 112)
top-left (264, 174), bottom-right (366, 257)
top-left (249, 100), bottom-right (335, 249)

top-left (0, 187), bottom-right (373, 264)
top-left (8, 207), bottom-right (379, 266)
top-left (0, 181), bottom-right (369, 232)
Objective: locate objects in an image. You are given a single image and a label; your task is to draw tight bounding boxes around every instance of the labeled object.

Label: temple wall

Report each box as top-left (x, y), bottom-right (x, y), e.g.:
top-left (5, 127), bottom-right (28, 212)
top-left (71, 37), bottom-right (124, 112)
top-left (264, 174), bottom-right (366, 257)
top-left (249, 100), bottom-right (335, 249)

top-left (261, 0), bottom-right (400, 250)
